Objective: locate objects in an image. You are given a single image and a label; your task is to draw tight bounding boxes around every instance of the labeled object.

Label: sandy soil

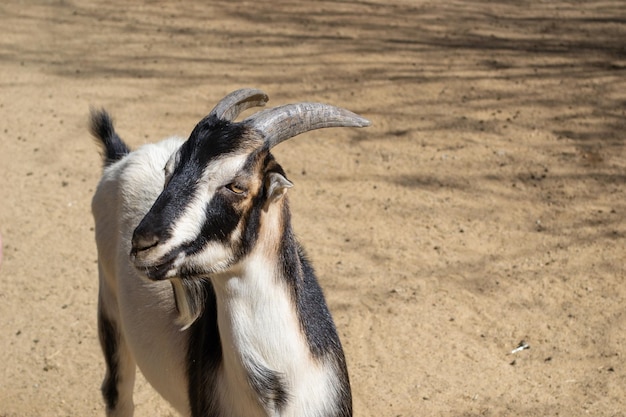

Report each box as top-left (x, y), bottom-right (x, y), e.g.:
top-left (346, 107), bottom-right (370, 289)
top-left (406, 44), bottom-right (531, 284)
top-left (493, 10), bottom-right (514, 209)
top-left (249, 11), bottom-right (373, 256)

top-left (1, 1), bottom-right (625, 416)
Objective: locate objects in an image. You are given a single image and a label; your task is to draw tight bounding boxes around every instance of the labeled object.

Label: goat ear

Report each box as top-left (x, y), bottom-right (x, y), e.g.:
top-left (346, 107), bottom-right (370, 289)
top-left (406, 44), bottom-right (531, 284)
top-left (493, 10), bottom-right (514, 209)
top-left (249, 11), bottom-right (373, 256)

top-left (265, 172), bottom-right (293, 203)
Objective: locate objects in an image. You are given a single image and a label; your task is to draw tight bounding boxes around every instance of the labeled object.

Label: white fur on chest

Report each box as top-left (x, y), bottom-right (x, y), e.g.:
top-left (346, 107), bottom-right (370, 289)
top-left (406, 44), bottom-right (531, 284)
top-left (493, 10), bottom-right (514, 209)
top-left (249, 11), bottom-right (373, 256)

top-left (211, 256), bottom-right (340, 417)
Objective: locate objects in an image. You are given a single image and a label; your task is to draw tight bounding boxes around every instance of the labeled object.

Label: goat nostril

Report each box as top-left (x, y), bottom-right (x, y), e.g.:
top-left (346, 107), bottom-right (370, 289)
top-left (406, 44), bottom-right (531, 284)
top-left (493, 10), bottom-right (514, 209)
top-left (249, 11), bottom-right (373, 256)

top-left (131, 233), bottom-right (160, 255)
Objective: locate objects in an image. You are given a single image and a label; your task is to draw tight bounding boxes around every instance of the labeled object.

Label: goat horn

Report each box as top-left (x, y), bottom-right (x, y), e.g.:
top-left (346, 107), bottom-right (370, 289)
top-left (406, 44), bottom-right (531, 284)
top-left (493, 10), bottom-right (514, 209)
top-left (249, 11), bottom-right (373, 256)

top-left (243, 103), bottom-right (370, 148)
top-left (208, 88), bottom-right (269, 121)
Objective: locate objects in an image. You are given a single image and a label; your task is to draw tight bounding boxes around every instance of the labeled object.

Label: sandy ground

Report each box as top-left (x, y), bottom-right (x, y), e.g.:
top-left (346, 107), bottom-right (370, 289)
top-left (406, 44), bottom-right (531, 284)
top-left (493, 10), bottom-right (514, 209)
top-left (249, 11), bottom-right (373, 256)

top-left (1, 1), bottom-right (625, 416)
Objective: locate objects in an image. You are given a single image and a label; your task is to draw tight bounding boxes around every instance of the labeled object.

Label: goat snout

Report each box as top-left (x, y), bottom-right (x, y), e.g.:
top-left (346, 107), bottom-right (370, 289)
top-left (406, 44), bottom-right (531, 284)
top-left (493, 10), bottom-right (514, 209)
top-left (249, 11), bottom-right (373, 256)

top-left (131, 231), bottom-right (160, 256)
top-left (130, 231), bottom-right (179, 281)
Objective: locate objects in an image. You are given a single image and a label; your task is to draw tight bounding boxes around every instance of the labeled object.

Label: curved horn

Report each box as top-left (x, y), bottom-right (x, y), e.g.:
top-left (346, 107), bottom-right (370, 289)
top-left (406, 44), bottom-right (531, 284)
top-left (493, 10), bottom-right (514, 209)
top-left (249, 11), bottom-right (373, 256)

top-left (243, 102), bottom-right (370, 148)
top-left (208, 88), bottom-right (269, 121)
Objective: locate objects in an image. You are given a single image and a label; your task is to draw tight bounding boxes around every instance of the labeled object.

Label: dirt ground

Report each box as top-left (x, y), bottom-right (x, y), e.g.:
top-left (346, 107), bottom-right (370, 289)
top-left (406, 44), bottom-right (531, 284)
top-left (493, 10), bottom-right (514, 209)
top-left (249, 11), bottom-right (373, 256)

top-left (1, 1), bottom-right (625, 416)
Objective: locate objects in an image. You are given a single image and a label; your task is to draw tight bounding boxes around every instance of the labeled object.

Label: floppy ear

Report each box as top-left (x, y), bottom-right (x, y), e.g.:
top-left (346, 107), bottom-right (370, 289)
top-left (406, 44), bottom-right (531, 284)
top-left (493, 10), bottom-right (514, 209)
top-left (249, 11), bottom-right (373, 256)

top-left (265, 172), bottom-right (293, 204)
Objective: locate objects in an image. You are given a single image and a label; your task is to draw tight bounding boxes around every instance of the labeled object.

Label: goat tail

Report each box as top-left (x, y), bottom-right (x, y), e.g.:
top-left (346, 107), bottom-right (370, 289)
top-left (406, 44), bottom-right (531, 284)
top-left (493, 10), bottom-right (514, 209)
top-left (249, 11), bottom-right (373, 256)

top-left (89, 108), bottom-right (131, 167)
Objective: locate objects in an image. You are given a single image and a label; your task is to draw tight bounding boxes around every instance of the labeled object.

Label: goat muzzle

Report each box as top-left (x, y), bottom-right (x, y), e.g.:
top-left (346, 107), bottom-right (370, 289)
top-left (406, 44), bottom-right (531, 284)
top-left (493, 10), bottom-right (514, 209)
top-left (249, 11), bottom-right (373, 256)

top-left (131, 232), bottom-right (160, 257)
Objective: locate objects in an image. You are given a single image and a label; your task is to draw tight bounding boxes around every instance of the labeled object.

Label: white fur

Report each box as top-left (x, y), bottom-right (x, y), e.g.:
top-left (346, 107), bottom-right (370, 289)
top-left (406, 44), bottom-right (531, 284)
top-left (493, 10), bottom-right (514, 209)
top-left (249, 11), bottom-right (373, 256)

top-left (211, 254), bottom-right (340, 417)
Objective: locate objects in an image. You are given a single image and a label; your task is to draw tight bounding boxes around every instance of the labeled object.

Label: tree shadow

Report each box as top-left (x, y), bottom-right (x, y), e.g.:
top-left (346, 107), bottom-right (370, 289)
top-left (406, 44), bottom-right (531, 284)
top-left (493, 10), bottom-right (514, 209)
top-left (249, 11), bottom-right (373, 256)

top-left (2, 0), bottom-right (624, 288)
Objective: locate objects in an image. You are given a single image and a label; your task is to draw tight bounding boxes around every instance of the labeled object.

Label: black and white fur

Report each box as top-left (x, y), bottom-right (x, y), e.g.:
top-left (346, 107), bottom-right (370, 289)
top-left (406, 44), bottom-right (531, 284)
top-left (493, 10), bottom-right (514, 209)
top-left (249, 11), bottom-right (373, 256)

top-left (90, 89), bottom-right (370, 417)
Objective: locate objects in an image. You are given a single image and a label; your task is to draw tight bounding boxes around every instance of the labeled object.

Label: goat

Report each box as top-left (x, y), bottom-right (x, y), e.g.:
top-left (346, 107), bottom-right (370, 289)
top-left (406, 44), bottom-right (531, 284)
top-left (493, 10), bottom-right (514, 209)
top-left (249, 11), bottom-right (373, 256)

top-left (90, 89), bottom-right (370, 417)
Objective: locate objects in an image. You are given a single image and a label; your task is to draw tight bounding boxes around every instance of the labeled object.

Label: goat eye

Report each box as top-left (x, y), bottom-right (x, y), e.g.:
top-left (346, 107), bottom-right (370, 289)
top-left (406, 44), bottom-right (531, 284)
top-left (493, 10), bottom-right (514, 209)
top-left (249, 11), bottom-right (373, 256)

top-left (225, 183), bottom-right (247, 195)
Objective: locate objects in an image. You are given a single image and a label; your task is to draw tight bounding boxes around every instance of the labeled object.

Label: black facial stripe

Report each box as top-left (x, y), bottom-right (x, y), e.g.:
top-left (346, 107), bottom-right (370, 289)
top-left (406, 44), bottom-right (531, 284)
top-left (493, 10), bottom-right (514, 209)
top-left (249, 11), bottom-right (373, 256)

top-left (133, 145), bottom-right (207, 245)
top-left (182, 192), bottom-right (242, 257)
top-left (181, 151), bottom-right (274, 263)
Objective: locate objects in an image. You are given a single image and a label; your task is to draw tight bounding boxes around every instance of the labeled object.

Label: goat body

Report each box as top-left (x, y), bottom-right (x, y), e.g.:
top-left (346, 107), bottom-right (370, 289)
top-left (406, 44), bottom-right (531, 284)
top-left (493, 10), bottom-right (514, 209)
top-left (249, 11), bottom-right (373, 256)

top-left (90, 89), bottom-right (369, 417)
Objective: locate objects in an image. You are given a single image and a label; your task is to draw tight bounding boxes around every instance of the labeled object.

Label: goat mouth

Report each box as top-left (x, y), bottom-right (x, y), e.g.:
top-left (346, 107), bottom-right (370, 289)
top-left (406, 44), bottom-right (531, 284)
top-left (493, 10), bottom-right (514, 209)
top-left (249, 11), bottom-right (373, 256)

top-left (143, 260), bottom-right (175, 281)
top-left (133, 252), bottom-right (180, 281)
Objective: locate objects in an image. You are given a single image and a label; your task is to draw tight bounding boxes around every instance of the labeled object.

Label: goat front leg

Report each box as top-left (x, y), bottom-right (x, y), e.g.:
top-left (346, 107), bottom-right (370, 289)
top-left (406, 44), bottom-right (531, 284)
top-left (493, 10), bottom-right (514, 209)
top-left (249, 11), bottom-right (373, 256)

top-left (98, 290), bottom-right (137, 417)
